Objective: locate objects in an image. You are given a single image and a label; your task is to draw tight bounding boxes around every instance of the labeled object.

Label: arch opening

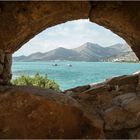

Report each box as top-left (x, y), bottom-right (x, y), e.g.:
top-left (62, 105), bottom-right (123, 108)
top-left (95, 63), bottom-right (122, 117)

top-left (12, 19), bottom-right (139, 91)
top-left (0, 1), bottom-right (139, 86)
top-left (0, 2), bottom-right (139, 139)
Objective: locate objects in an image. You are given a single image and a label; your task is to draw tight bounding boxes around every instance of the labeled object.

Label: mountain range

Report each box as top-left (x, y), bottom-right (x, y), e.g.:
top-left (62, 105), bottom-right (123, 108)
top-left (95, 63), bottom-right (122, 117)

top-left (13, 42), bottom-right (139, 62)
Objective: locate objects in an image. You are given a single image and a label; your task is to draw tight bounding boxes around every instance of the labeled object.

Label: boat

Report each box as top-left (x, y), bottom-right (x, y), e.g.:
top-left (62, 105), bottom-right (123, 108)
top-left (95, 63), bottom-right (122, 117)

top-left (52, 64), bottom-right (58, 66)
top-left (67, 64), bottom-right (72, 67)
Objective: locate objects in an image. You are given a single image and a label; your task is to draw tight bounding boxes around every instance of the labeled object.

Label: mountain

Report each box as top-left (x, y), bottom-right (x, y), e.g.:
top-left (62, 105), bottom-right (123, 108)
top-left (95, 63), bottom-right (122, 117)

top-left (107, 43), bottom-right (132, 53)
top-left (38, 47), bottom-right (79, 61)
top-left (13, 55), bottom-right (26, 61)
top-left (106, 43), bottom-right (132, 56)
top-left (73, 42), bottom-right (111, 61)
top-left (13, 42), bottom-right (139, 62)
top-left (102, 51), bottom-right (139, 62)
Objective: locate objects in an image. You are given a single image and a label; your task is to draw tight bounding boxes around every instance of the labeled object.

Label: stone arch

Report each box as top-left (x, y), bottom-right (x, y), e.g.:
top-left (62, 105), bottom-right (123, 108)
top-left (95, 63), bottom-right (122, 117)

top-left (0, 2), bottom-right (140, 139)
top-left (0, 1), bottom-right (139, 84)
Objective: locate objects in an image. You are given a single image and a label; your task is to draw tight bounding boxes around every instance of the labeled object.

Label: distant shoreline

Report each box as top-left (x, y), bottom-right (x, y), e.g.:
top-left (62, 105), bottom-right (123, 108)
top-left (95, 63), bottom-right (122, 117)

top-left (13, 42), bottom-right (139, 62)
top-left (12, 60), bottom-right (140, 63)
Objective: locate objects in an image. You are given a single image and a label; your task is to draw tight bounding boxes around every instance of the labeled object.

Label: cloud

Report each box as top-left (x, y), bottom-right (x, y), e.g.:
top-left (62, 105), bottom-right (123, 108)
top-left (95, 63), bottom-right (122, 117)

top-left (14, 19), bottom-right (126, 56)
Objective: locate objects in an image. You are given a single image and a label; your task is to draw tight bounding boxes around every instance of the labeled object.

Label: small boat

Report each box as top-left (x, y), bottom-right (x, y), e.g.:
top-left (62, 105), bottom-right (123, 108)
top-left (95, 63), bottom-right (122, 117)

top-left (67, 64), bottom-right (72, 67)
top-left (52, 64), bottom-right (58, 66)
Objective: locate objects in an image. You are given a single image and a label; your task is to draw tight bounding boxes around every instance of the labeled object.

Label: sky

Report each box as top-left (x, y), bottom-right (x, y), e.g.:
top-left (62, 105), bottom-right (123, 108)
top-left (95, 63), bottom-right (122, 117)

top-left (14, 19), bottom-right (126, 56)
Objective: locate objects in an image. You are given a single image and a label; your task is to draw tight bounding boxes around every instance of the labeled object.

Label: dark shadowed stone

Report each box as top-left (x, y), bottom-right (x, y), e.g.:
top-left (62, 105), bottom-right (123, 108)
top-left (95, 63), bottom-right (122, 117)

top-left (63, 85), bottom-right (90, 94)
top-left (0, 63), bottom-right (3, 75)
top-left (0, 86), bottom-right (103, 139)
top-left (0, 50), bottom-right (5, 64)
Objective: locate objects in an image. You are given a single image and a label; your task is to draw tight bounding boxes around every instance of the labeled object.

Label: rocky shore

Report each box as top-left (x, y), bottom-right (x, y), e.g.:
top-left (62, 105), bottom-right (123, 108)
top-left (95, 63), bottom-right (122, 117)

top-left (63, 72), bottom-right (140, 138)
top-left (0, 72), bottom-right (139, 138)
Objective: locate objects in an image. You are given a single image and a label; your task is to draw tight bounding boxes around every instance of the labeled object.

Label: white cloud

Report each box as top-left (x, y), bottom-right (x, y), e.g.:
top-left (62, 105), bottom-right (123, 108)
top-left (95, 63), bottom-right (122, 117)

top-left (14, 19), bottom-right (126, 56)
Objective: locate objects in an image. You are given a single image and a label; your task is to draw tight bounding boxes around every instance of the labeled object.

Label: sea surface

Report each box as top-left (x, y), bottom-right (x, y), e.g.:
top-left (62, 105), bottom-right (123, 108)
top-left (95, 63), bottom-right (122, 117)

top-left (12, 61), bottom-right (140, 91)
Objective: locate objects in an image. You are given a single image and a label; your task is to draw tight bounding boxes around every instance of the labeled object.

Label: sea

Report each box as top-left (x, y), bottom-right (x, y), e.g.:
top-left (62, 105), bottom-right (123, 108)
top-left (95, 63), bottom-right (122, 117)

top-left (12, 61), bottom-right (140, 91)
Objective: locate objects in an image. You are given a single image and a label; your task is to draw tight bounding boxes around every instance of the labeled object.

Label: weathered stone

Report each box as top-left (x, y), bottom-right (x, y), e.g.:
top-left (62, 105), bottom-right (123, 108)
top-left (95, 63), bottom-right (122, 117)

top-left (90, 1), bottom-right (140, 59)
top-left (103, 106), bottom-right (140, 130)
top-left (123, 98), bottom-right (140, 113)
top-left (0, 1), bottom-right (90, 52)
top-left (113, 92), bottom-right (137, 106)
top-left (103, 106), bottom-right (126, 130)
top-left (0, 53), bottom-right (12, 85)
top-left (4, 53), bottom-right (12, 72)
top-left (0, 50), bottom-right (5, 64)
top-left (63, 73), bottom-right (140, 138)
top-left (63, 85), bottom-right (90, 94)
top-left (0, 86), bottom-right (103, 139)
top-left (0, 2), bottom-right (139, 59)
top-left (106, 74), bottom-right (138, 86)
top-left (0, 1), bottom-right (139, 139)
top-left (0, 72), bottom-right (139, 138)
top-left (137, 130), bottom-right (140, 139)
top-left (105, 129), bottom-right (130, 139)
top-left (119, 84), bottom-right (136, 92)
top-left (0, 63), bottom-right (3, 75)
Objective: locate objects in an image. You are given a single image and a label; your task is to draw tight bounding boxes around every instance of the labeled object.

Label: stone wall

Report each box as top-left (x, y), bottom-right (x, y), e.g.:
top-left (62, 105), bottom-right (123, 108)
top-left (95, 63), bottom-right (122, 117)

top-left (0, 1), bottom-right (139, 85)
top-left (64, 72), bottom-right (140, 139)
top-left (0, 1), bottom-right (139, 139)
top-left (0, 50), bottom-right (12, 85)
top-left (0, 72), bottom-right (140, 138)
top-left (0, 2), bottom-right (139, 58)
top-left (0, 86), bottom-right (101, 139)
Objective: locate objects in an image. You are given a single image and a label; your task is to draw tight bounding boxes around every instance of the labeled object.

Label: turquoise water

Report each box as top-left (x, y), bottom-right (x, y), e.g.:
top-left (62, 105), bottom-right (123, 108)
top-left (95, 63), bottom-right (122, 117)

top-left (12, 61), bottom-right (140, 91)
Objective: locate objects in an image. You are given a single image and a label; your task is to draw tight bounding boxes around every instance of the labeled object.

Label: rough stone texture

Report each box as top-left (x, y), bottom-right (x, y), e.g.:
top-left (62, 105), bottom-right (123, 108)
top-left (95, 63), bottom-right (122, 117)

top-left (90, 1), bottom-right (140, 58)
top-left (63, 85), bottom-right (90, 94)
top-left (0, 1), bottom-right (139, 84)
top-left (65, 72), bottom-right (140, 139)
top-left (0, 72), bottom-right (139, 138)
top-left (0, 1), bottom-right (90, 84)
top-left (0, 1), bottom-right (90, 52)
top-left (0, 86), bottom-right (102, 139)
top-left (0, 50), bottom-right (12, 85)
top-left (0, 1), bottom-right (139, 57)
top-left (0, 1), bottom-right (139, 139)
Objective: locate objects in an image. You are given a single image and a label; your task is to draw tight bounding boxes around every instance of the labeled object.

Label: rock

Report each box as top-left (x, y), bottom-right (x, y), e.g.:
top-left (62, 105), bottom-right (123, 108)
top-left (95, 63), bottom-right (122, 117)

top-left (4, 53), bottom-right (12, 73)
top-left (119, 84), bottom-right (136, 92)
top-left (0, 53), bottom-right (12, 85)
top-left (1, 72), bottom-right (12, 85)
top-left (0, 1), bottom-right (90, 52)
top-left (0, 50), bottom-right (5, 64)
top-left (128, 125), bottom-right (140, 139)
top-left (103, 106), bottom-right (126, 130)
top-left (123, 98), bottom-right (140, 113)
top-left (106, 74), bottom-right (138, 86)
top-left (113, 92), bottom-right (140, 115)
top-left (113, 92), bottom-right (137, 106)
top-left (0, 72), bottom-right (139, 138)
top-left (0, 1), bottom-right (139, 85)
top-left (66, 73), bottom-right (140, 138)
top-left (0, 63), bottom-right (3, 75)
top-left (103, 105), bottom-right (140, 131)
top-left (90, 1), bottom-right (140, 59)
top-left (0, 2), bottom-right (139, 59)
top-left (0, 86), bottom-right (103, 139)
top-left (137, 130), bottom-right (140, 139)
top-left (63, 85), bottom-right (90, 94)
top-left (0, 1), bottom-right (139, 139)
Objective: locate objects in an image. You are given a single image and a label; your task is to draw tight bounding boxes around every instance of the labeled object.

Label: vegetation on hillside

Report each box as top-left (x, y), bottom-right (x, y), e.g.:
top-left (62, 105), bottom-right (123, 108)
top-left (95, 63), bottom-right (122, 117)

top-left (12, 73), bottom-right (60, 92)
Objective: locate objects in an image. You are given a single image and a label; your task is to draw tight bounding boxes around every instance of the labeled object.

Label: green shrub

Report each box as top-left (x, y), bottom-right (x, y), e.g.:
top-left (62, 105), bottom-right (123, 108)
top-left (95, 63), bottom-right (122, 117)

top-left (12, 73), bottom-right (60, 92)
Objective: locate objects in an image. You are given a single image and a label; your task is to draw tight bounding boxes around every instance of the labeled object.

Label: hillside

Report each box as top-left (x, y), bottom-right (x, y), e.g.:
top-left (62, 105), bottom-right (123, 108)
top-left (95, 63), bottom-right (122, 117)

top-left (13, 42), bottom-right (139, 62)
top-left (102, 51), bottom-right (139, 62)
